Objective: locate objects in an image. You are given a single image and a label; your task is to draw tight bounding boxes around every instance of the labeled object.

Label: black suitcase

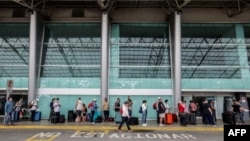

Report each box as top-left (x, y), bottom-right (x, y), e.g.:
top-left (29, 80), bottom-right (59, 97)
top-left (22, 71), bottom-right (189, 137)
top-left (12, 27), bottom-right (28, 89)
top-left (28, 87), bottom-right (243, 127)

top-left (51, 112), bottom-right (59, 124)
top-left (59, 115), bottom-right (65, 123)
top-left (67, 110), bottom-right (75, 122)
top-left (129, 117), bottom-right (139, 125)
top-left (222, 112), bottom-right (235, 125)
top-left (95, 116), bottom-right (102, 123)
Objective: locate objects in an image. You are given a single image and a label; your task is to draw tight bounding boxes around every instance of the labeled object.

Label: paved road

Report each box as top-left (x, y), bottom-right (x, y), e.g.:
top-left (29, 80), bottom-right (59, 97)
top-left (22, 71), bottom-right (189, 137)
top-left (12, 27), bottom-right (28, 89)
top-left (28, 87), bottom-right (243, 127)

top-left (0, 126), bottom-right (223, 141)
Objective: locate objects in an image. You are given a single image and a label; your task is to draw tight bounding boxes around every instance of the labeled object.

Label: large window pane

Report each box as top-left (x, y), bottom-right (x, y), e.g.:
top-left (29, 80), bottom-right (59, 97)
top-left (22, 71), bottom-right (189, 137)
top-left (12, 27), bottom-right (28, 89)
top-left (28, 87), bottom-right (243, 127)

top-left (0, 23), bottom-right (29, 77)
top-left (42, 23), bottom-right (101, 77)
top-left (182, 24), bottom-right (241, 79)
top-left (113, 24), bottom-right (170, 78)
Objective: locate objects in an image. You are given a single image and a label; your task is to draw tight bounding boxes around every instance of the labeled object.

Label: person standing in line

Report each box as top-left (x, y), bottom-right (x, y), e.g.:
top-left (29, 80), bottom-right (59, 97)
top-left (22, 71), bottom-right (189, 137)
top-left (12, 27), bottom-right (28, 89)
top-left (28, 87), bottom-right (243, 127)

top-left (3, 96), bottom-right (14, 126)
top-left (53, 98), bottom-right (61, 123)
top-left (30, 99), bottom-right (38, 121)
top-left (48, 98), bottom-right (55, 121)
top-left (90, 99), bottom-right (98, 124)
top-left (178, 101), bottom-right (187, 126)
top-left (75, 97), bottom-right (83, 122)
top-left (164, 99), bottom-right (170, 113)
top-left (114, 98), bottom-right (121, 123)
top-left (189, 100), bottom-right (197, 125)
top-left (232, 99), bottom-right (242, 124)
top-left (210, 100), bottom-right (217, 124)
top-left (141, 100), bottom-right (148, 126)
top-left (117, 101), bottom-right (132, 132)
top-left (127, 96), bottom-right (133, 117)
top-left (102, 97), bottom-right (109, 121)
top-left (14, 97), bottom-right (23, 121)
top-left (81, 103), bottom-right (87, 122)
top-left (158, 97), bottom-right (166, 126)
top-left (202, 99), bottom-right (215, 126)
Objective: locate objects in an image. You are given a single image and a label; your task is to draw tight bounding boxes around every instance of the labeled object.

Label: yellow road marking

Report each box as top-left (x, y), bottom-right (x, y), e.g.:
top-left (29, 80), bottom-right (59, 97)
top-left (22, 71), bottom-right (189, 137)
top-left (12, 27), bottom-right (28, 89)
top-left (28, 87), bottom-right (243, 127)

top-left (0, 125), bottom-right (223, 132)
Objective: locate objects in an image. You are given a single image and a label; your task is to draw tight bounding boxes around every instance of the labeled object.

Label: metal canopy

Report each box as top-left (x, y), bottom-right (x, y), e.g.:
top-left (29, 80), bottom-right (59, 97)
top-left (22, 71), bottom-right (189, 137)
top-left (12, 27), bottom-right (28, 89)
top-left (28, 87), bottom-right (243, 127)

top-left (0, 0), bottom-right (248, 9)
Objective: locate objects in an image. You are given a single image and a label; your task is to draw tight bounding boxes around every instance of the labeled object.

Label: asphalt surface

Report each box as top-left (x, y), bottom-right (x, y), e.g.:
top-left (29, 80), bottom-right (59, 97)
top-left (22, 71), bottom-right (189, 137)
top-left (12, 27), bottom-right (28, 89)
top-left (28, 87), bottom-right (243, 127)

top-left (0, 118), bottom-right (227, 141)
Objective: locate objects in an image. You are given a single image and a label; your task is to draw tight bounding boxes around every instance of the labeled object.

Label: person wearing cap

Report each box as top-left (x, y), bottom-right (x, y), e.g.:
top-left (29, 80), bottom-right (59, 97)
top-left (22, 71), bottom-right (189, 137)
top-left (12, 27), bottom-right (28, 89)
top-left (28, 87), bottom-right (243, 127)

top-left (117, 101), bottom-right (132, 132)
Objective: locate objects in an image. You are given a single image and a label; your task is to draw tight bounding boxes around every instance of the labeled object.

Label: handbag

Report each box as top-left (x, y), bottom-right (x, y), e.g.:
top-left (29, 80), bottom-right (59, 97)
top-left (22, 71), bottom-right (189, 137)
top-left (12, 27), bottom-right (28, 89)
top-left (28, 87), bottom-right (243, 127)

top-left (179, 112), bottom-right (185, 118)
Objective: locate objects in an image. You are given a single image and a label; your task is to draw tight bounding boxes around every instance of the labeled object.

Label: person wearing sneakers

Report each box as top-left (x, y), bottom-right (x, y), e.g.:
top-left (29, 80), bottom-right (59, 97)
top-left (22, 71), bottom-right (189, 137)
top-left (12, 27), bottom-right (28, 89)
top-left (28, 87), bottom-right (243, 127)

top-left (141, 100), bottom-right (148, 126)
top-left (117, 101), bottom-right (131, 132)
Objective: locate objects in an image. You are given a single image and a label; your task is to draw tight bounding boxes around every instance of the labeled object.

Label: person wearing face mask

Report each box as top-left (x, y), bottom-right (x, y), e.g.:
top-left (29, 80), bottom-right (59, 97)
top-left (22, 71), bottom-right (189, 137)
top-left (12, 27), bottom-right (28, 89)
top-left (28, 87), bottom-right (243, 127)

top-left (3, 96), bottom-right (14, 126)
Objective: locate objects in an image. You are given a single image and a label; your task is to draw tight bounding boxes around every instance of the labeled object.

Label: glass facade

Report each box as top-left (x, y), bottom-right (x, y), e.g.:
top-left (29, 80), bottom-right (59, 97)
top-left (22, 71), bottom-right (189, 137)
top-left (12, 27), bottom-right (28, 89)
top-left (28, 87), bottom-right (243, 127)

top-left (0, 23), bottom-right (29, 88)
top-left (182, 24), bottom-right (250, 90)
top-left (1, 22), bottom-right (250, 119)
top-left (40, 23), bottom-right (101, 88)
top-left (109, 24), bottom-right (171, 89)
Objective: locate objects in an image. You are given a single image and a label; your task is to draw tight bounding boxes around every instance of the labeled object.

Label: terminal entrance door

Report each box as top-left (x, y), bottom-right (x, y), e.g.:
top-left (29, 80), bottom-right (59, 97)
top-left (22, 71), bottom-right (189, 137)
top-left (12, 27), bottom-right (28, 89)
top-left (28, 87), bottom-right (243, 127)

top-left (0, 90), bottom-right (28, 115)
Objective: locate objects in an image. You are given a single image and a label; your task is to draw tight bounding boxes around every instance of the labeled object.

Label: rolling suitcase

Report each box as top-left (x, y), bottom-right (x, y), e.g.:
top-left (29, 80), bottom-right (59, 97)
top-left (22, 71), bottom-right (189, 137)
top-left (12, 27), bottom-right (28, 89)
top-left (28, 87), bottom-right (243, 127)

top-left (165, 113), bottom-right (173, 124)
top-left (93, 111), bottom-right (101, 122)
top-left (129, 117), bottom-right (139, 125)
top-left (67, 110), bottom-right (74, 122)
top-left (51, 112), bottom-right (59, 123)
top-left (95, 116), bottom-right (102, 123)
top-left (59, 115), bottom-right (65, 123)
top-left (34, 111), bottom-right (41, 121)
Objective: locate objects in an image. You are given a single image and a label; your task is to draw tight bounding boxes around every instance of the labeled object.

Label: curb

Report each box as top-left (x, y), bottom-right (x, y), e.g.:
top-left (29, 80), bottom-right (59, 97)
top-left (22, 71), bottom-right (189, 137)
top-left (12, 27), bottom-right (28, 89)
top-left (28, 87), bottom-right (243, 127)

top-left (0, 125), bottom-right (223, 132)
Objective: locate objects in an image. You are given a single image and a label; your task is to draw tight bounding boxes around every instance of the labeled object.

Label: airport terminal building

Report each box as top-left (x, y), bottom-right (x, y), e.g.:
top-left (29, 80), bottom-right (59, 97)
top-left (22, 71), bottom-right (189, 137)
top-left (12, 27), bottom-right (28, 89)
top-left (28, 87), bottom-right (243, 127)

top-left (0, 0), bottom-right (250, 120)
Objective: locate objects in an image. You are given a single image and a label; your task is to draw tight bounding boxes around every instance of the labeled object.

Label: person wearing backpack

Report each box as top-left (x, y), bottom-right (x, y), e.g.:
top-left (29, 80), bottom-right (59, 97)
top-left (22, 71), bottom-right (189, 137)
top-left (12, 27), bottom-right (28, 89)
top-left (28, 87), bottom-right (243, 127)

top-left (141, 100), bottom-right (147, 126)
top-left (158, 98), bottom-right (166, 126)
top-left (117, 101), bottom-right (131, 132)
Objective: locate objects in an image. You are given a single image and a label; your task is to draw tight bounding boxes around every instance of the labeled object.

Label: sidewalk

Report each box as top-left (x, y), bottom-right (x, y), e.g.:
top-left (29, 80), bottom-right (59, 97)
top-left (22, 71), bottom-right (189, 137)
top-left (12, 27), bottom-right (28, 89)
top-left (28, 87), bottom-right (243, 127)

top-left (1, 117), bottom-right (240, 132)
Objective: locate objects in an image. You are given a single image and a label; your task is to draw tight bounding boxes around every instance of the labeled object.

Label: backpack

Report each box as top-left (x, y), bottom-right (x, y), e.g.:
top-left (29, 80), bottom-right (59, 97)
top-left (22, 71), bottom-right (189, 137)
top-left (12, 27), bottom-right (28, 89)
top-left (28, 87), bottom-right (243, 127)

top-left (120, 107), bottom-right (123, 115)
top-left (139, 106), bottom-right (142, 114)
top-left (88, 102), bottom-right (93, 109)
top-left (153, 102), bottom-right (157, 110)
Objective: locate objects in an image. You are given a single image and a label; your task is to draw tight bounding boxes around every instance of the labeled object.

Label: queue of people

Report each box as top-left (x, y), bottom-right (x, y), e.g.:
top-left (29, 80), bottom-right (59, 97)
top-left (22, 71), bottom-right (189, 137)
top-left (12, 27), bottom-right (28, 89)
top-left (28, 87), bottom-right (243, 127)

top-left (4, 95), bottom-right (249, 129)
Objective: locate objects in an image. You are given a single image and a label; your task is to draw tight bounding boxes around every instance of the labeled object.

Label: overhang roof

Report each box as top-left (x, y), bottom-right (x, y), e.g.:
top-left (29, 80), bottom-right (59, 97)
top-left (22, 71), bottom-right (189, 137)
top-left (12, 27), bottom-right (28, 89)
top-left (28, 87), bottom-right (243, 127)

top-left (0, 0), bottom-right (249, 9)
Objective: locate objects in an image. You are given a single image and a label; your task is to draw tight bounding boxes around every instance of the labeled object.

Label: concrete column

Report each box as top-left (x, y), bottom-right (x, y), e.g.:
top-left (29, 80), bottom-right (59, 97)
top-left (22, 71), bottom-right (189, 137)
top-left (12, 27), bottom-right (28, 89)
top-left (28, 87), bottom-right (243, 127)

top-left (235, 24), bottom-right (250, 78)
top-left (170, 11), bottom-right (182, 111)
top-left (100, 12), bottom-right (109, 111)
top-left (28, 11), bottom-right (44, 103)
